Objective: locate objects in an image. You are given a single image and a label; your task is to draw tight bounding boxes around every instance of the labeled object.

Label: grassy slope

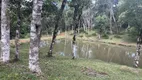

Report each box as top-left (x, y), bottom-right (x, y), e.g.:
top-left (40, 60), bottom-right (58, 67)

top-left (76, 31), bottom-right (136, 47)
top-left (0, 43), bottom-right (142, 80)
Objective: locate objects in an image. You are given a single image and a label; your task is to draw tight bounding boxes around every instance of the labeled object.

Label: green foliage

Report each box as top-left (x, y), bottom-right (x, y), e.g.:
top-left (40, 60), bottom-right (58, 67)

top-left (127, 27), bottom-right (138, 37)
top-left (95, 15), bottom-right (109, 34)
top-left (95, 15), bottom-right (109, 27)
top-left (102, 34), bottom-right (109, 39)
top-left (123, 34), bottom-right (137, 42)
top-left (91, 33), bottom-right (96, 36)
top-left (79, 28), bottom-right (86, 33)
top-left (9, 0), bottom-right (60, 38)
top-left (114, 35), bottom-right (122, 39)
top-left (79, 29), bottom-right (88, 35)
top-left (119, 0), bottom-right (142, 32)
top-left (6, 0), bottom-right (142, 42)
top-left (123, 27), bottom-right (138, 42)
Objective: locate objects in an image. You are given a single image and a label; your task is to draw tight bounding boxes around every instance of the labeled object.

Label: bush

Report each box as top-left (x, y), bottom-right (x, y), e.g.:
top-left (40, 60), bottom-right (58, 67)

top-left (25, 33), bottom-right (30, 38)
top-left (91, 33), bottom-right (96, 36)
top-left (79, 28), bottom-right (86, 33)
top-left (123, 34), bottom-right (137, 42)
top-left (114, 35), bottom-right (122, 38)
top-left (123, 27), bottom-right (138, 42)
top-left (102, 34), bottom-right (109, 39)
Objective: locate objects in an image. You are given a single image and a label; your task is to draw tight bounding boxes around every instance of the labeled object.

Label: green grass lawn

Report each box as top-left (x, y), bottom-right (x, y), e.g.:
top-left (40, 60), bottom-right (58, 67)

top-left (0, 43), bottom-right (142, 80)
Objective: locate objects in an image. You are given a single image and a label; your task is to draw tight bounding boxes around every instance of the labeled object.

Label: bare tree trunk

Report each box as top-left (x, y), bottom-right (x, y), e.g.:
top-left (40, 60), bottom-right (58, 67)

top-left (0, 0), bottom-right (2, 60)
top-left (72, 5), bottom-right (83, 59)
top-left (109, 0), bottom-right (114, 34)
top-left (63, 26), bottom-right (67, 54)
top-left (1, 0), bottom-right (10, 63)
top-left (71, 24), bottom-right (73, 33)
top-left (29, 0), bottom-right (43, 74)
top-left (72, 6), bottom-right (78, 59)
top-left (109, 13), bottom-right (113, 34)
top-left (48, 0), bottom-right (67, 57)
top-left (15, 0), bottom-right (21, 61)
top-left (134, 36), bottom-right (142, 68)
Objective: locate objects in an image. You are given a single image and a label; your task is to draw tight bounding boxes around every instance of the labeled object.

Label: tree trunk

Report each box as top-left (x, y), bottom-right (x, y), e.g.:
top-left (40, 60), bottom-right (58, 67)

top-left (48, 0), bottom-right (67, 57)
top-left (29, 0), bottom-right (43, 74)
top-left (1, 0), bottom-right (10, 63)
top-left (134, 36), bottom-right (142, 68)
top-left (109, 12), bottom-right (113, 34)
top-left (72, 5), bottom-right (83, 59)
top-left (15, 0), bottom-right (21, 61)
top-left (0, 0), bottom-right (2, 60)
top-left (109, 0), bottom-right (114, 34)
top-left (63, 27), bottom-right (67, 54)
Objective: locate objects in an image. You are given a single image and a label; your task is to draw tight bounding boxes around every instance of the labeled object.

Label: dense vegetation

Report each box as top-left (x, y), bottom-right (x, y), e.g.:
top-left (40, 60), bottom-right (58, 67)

top-left (0, 0), bottom-right (142, 79)
top-left (5, 0), bottom-right (142, 42)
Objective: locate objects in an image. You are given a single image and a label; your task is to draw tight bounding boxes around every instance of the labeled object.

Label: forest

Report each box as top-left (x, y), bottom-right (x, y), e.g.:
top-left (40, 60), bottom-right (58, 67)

top-left (0, 0), bottom-right (142, 80)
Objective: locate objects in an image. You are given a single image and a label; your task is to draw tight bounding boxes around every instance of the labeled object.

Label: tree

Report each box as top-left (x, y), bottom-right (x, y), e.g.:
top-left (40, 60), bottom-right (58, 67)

top-left (118, 0), bottom-right (142, 67)
top-left (29, 0), bottom-right (43, 73)
top-left (94, 0), bottom-right (118, 34)
top-left (47, 0), bottom-right (67, 57)
top-left (95, 15), bottom-right (109, 39)
top-left (134, 31), bottom-right (142, 68)
top-left (109, 0), bottom-right (116, 34)
top-left (71, 4), bottom-right (81, 59)
top-left (82, 4), bottom-right (94, 32)
top-left (1, 0), bottom-right (10, 63)
top-left (0, 0), bottom-right (1, 59)
top-left (15, 0), bottom-right (21, 61)
top-left (70, 0), bottom-right (91, 59)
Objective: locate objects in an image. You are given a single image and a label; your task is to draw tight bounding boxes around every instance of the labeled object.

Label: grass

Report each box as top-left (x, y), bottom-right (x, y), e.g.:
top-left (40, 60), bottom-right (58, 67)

top-left (75, 31), bottom-right (136, 47)
top-left (9, 31), bottom-right (136, 47)
top-left (0, 42), bottom-right (142, 80)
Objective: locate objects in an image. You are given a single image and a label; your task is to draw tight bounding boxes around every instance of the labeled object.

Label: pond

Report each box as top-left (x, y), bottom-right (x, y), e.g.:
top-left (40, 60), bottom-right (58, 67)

top-left (41, 39), bottom-right (142, 67)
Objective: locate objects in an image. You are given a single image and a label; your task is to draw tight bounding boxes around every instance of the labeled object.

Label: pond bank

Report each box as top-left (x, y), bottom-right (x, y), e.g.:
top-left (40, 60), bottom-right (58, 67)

top-left (10, 34), bottom-right (136, 48)
top-left (76, 37), bottom-right (136, 47)
top-left (0, 38), bottom-right (141, 80)
top-left (1, 42), bottom-right (142, 80)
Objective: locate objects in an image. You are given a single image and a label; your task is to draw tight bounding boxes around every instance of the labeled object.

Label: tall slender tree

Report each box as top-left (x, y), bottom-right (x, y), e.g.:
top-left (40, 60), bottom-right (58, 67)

top-left (1, 0), bottom-right (10, 63)
top-left (48, 0), bottom-right (67, 57)
top-left (29, 0), bottom-right (43, 73)
top-left (70, 0), bottom-right (91, 59)
top-left (15, 0), bottom-right (21, 61)
top-left (0, 0), bottom-right (1, 59)
top-left (134, 31), bottom-right (142, 68)
top-left (109, 0), bottom-right (116, 34)
top-left (72, 5), bottom-right (83, 59)
top-left (70, 0), bottom-right (84, 59)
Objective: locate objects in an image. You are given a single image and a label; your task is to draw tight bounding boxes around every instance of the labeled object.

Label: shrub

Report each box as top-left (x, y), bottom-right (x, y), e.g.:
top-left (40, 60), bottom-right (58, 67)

top-left (91, 33), bottom-right (96, 36)
top-left (102, 34), bottom-right (109, 39)
top-left (114, 35), bottom-right (122, 38)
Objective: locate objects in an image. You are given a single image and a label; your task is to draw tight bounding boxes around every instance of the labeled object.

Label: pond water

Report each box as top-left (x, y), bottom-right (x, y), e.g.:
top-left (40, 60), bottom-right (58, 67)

top-left (42, 39), bottom-right (142, 67)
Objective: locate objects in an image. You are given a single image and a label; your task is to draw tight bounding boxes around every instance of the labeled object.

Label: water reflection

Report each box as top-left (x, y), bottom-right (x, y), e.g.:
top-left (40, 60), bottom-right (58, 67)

top-left (40, 40), bottom-right (48, 48)
top-left (44, 39), bottom-right (142, 67)
top-left (59, 52), bottom-right (65, 56)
